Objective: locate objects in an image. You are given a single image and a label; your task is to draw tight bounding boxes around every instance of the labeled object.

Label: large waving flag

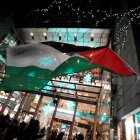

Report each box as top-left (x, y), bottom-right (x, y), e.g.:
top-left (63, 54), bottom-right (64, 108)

top-left (0, 43), bottom-right (70, 91)
top-left (0, 43), bottom-right (136, 91)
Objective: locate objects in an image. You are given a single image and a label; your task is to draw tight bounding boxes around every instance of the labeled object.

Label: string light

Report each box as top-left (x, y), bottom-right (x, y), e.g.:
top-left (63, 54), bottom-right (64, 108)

top-left (34, 5), bottom-right (140, 48)
top-left (34, 6), bottom-right (140, 24)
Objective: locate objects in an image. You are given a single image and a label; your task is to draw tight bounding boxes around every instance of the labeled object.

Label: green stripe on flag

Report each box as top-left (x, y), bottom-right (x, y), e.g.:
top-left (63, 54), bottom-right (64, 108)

top-left (52, 56), bottom-right (99, 78)
top-left (0, 66), bottom-right (52, 91)
top-left (5, 66), bottom-right (52, 78)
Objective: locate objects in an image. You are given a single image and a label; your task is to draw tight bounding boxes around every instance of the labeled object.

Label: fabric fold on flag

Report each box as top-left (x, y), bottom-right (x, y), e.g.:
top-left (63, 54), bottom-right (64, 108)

top-left (52, 56), bottom-right (99, 78)
top-left (0, 43), bottom-right (137, 91)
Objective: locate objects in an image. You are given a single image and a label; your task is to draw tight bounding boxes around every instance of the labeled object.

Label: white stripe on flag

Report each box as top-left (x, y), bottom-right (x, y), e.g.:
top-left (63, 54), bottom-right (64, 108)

top-left (6, 43), bottom-right (70, 70)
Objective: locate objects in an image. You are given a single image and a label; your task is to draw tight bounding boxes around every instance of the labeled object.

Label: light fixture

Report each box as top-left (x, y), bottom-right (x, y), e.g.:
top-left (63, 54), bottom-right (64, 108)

top-left (103, 112), bottom-right (106, 115)
top-left (43, 32), bottom-right (47, 40)
top-left (30, 32), bottom-right (34, 40)
top-left (59, 32), bottom-right (61, 41)
top-left (30, 32), bottom-right (34, 36)
top-left (74, 33), bottom-right (77, 42)
top-left (91, 33), bottom-right (94, 41)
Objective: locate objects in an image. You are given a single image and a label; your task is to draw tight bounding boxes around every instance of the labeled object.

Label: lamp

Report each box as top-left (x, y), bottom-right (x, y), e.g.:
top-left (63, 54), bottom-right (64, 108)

top-left (91, 33), bottom-right (94, 41)
top-left (74, 33), bottom-right (77, 42)
top-left (30, 32), bottom-right (34, 40)
top-left (59, 32), bottom-right (61, 41)
top-left (43, 32), bottom-right (47, 40)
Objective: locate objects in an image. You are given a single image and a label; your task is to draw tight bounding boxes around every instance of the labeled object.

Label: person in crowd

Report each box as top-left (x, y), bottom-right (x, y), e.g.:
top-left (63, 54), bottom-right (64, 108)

top-left (17, 121), bottom-right (27, 140)
top-left (37, 125), bottom-right (46, 140)
top-left (73, 133), bottom-right (78, 140)
top-left (50, 129), bottom-right (58, 140)
top-left (77, 133), bottom-right (84, 140)
top-left (4, 118), bottom-right (19, 140)
top-left (56, 131), bottom-right (65, 140)
top-left (24, 118), bottom-right (45, 140)
top-left (0, 114), bottom-right (10, 140)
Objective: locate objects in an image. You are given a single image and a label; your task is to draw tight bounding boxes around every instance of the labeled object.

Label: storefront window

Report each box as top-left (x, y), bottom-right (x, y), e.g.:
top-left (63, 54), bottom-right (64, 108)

top-left (135, 112), bottom-right (140, 140)
top-left (37, 96), bottom-right (54, 128)
top-left (125, 115), bottom-right (135, 140)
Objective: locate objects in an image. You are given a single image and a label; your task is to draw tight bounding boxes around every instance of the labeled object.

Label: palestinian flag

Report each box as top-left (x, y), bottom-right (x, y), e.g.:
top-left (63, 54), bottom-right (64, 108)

top-left (0, 43), bottom-right (136, 91)
top-left (0, 43), bottom-right (70, 91)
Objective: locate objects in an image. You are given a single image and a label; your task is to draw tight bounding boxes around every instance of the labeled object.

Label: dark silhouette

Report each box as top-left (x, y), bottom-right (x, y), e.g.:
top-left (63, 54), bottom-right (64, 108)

top-left (56, 132), bottom-right (65, 140)
top-left (77, 133), bottom-right (84, 140)
top-left (4, 118), bottom-right (19, 140)
top-left (50, 129), bottom-right (58, 140)
top-left (17, 121), bottom-right (26, 140)
top-left (0, 114), bottom-right (10, 140)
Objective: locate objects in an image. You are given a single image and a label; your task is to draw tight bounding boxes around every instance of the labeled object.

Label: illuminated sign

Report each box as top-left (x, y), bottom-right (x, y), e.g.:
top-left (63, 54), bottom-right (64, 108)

top-left (55, 72), bottom-right (96, 85)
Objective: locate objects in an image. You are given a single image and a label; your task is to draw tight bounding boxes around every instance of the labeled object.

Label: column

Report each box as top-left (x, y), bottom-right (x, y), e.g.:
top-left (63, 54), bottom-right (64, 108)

top-left (0, 92), bottom-right (13, 115)
top-left (46, 98), bottom-right (60, 140)
top-left (33, 94), bottom-right (43, 119)
top-left (68, 101), bottom-right (78, 139)
top-left (92, 99), bottom-right (99, 140)
top-left (14, 93), bottom-right (28, 119)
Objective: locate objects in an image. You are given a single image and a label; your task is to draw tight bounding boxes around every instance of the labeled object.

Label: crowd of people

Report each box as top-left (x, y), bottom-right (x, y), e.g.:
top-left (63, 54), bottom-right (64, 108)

top-left (48, 128), bottom-right (84, 140)
top-left (0, 114), bottom-right (45, 140)
top-left (0, 114), bottom-right (85, 140)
